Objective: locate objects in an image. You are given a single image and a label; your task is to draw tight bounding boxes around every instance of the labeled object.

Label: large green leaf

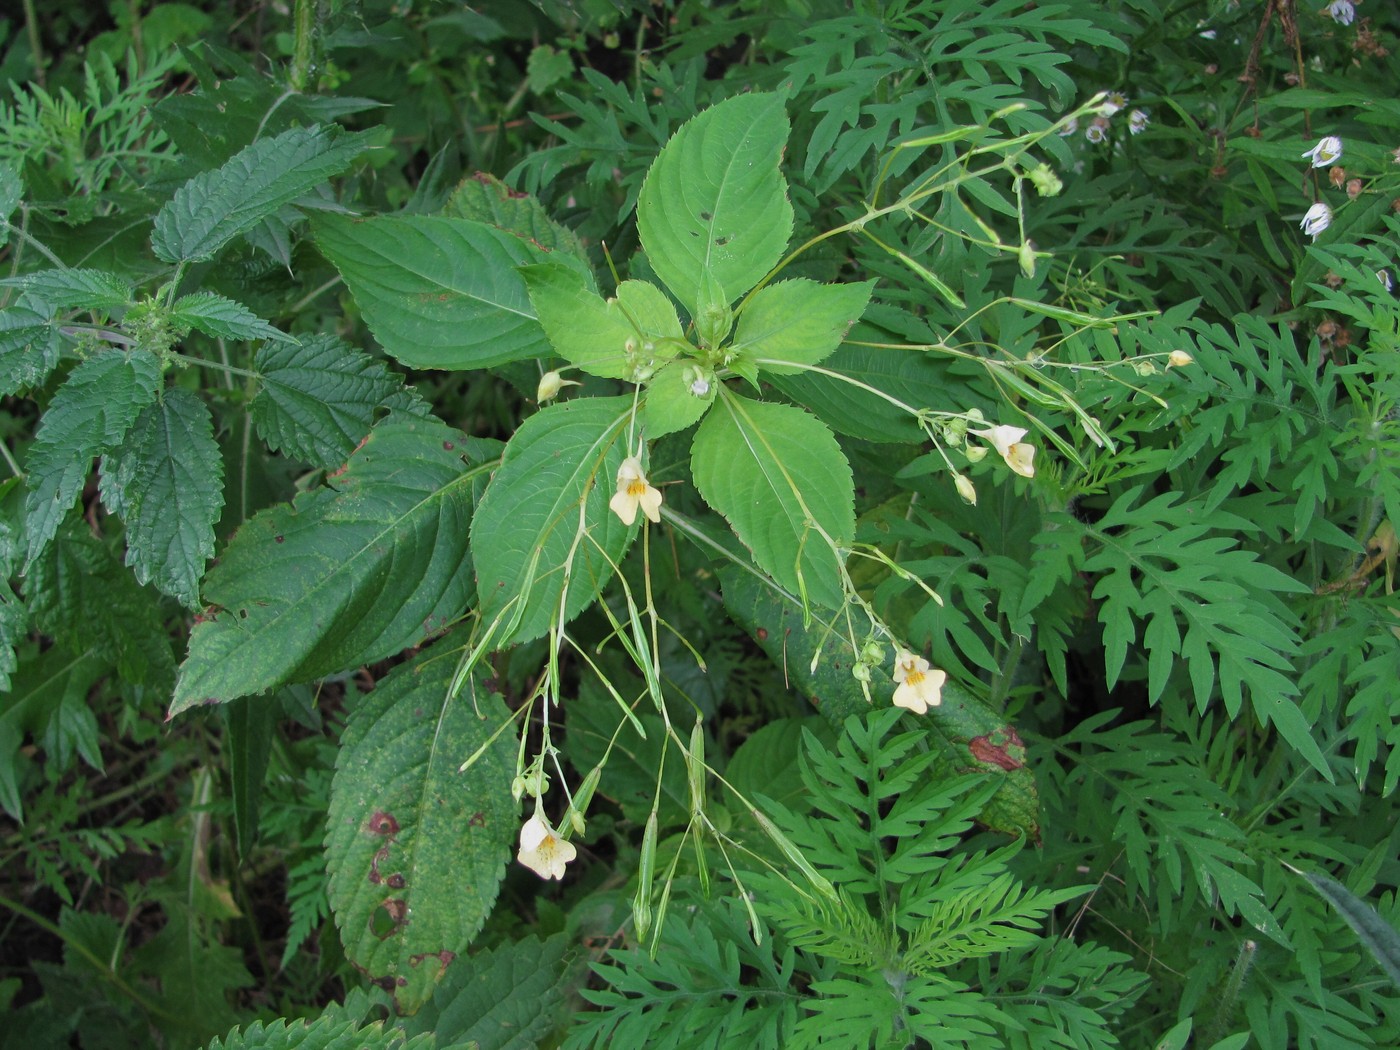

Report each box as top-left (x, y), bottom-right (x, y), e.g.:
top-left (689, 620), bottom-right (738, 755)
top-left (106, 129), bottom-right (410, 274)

top-left (1293, 867), bottom-right (1400, 989)
top-left (152, 125), bottom-right (373, 263)
top-left (206, 1016), bottom-right (432, 1050)
top-left (314, 212), bottom-right (585, 370)
top-left (249, 334), bottom-right (428, 470)
top-left (326, 649), bottom-right (516, 1014)
top-left (23, 349), bottom-right (162, 567)
top-left (471, 396), bottom-right (636, 647)
top-left (636, 92), bottom-right (794, 309)
top-left (0, 297), bottom-right (61, 397)
top-left (0, 268), bottom-right (133, 311)
top-left (719, 567), bottom-right (1039, 837)
top-left (169, 416), bottom-right (494, 716)
top-left (445, 172), bottom-right (589, 265)
top-left (398, 934), bottom-right (575, 1050)
top-left (520, 263), bottom-right (684, 381)
top-left (732, 278), bottom-right (875, 375)
top-left (691, 392), bottom-right (853, 610)
top-left (98, 388), bottom-right (224, 609)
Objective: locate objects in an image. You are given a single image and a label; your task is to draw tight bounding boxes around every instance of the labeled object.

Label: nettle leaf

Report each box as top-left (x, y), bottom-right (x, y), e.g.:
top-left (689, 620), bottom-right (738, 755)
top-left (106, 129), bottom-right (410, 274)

top-left (445, 172), bottom-right (589, 264)
top-left (399, 934), bottom-right (575, 1050)
top-left (327, 649), bottom-right (515, 1015)
top-left (0, 296), bottom-right (61, 397)
top-left (250, 334), bottom-right (428, 470)
top-left (692, 392), bottom-right (853, 610)
top-left (520, 263), bottom-right (684, 381)
top-left (152, 125), bottom-right (373, 263)
top-left (636, 92), bottom-right (794, 309)
top-left (720, 566), bottom-right (1038, 837)
top-left (98, 388), bottom-right (224, 609)
top-left (472, 396), bottom-right (635, 647)
top-left (169, 291), bottom-right (296, 343)
top-left (206, 1016), bottom-right (432, 1050)
top-left (23, 349), bottom-right (162, 567)
top-left (0, 161), bottom-right (19, 239)
top-left (0, 516), bottom-right (23, 693)
top-left (0, 268), bottom-right (133, 312)
top-left (734, 279), bottom-right (876, 375)
top-left (314, 212), bottom-right (588, 371)
top-left (169, 416), bottom-right (493, 716)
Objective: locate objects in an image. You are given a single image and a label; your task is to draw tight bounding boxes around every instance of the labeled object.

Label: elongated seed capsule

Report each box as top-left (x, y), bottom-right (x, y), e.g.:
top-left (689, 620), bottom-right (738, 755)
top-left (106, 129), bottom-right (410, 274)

top-left (688, 719), bottom-right (706, 817)
top-left (633, 810), bottom-right (659, 940)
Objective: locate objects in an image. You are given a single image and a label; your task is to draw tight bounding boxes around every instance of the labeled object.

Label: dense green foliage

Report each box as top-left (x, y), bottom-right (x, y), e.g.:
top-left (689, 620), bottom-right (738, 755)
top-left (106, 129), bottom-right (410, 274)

top-left (2, 1), bottom-right (1399, 1047)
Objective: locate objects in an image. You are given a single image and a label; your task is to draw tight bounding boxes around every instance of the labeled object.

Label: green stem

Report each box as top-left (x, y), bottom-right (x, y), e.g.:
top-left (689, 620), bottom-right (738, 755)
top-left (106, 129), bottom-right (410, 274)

top-left (21, 0), bottom-right (44, 87)
top-left (288, 0), bottom-right (317, 93)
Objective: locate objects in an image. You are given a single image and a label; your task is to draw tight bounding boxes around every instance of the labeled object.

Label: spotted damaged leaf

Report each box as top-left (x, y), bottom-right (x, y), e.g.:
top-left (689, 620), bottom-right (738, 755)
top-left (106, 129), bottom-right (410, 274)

top-left (326, 646), bottom-right (516, 1014)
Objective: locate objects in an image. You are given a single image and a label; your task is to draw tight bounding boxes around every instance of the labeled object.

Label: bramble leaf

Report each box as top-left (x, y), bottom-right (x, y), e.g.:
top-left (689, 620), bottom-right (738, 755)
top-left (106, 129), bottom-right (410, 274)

top-left (250, 334), bottom-right (428, 470)
top-left (692, 393), bottom-right (853, 610)
top-left (327, 649), bottom-right (515, 1014)
top-left (152, 125), bottom-right (373, 263)
top-left (637, 92), bottom-right (794, 309)
top-left (98, 388), bottom-right (224, 609)
top-left (169, 416), bottom-right (494, 715)
top-left (471, 396), bottom-right (635, 647)
top-left (314, 212), bottom-right (587, 371)
top-left (23, 349), bottom-right (162, 567)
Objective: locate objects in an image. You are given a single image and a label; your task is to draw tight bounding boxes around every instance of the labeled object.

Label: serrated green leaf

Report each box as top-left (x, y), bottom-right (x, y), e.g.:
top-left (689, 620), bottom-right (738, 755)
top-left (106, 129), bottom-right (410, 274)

top-left (0, 162), bottom-right (20, 241)
top-left (445, 172), bottom-right (589, 265)
top-left (719, 566), bottom-right (1039, 837)
top-left (250, 334), bottom-right (426, 470)
top-left (0, 297), bottom-right (61, 397)
top-left (23, 349), bottom-right (162, 567)
top-left (223, 695), bottom-right (274, 860)
top-left (98, 388), bottom-right (223, 608)
top-left (641, 358), bottom-right (716, 438)
top-left (152, 125), bottom-right (373, 263)
top-left (521, 263), bottom-right (685, 381)
top-left (692, 392), bottom-right (853, 610)
top-left (169, 291), bottom-right (296, 343)
top-left (1294, 867), bottom-right (1400, 988)
top-left (734, 279), bottom-right (875, 375)
top-left (0, 517), bottom-right (23, 693)
top-left (637, 92), bottom-right (794, 309)
top-left (314, 212), bottom-right (585, 371)
top-left (206, 1015), bottom-right (433, 1050)
top-left (400, 934), bottom-right (574, 1050)
top-left (326, 648), bottom-right (516, 1014)
top-left (0, 269), bottom-right (133, 311)
top-left (170, 417), bottom-right (492, 715)
top-left (472, 396), bottom-right (636, 647)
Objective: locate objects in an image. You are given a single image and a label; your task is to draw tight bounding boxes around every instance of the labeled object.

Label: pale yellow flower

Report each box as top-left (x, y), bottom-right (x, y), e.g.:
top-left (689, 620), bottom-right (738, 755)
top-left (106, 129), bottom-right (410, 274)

top-left (517, 815), bottom-right (576, 880)
top-left (536, 370), bottom-right (580, 402)
top-left (609, 456), bottom-right (662, 526)
top-left (969, 424), bottom-right (1036, 478)
top-left (892, 651), bottom-right (947, 714)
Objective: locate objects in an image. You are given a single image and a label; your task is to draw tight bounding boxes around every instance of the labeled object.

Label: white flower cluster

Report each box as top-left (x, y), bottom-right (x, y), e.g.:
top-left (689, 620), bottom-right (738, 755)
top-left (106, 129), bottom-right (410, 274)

top-left (1075, 91), bottom-right (1151, 145)
top-left (1298, 136), bottom-right (1343, 242)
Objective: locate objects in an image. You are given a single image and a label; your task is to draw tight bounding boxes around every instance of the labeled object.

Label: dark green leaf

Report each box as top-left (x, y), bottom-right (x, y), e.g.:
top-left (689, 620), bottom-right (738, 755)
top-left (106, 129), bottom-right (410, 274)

top-left (169, 292), bottom-right (296, 343)
top-left (314, 212), bottom-right (584, 370)
top-left (98, 389), bottom-right (223, 609)
top-left (170, 416), bottom-right (492, 715)
top-left (206, 1016), bottom-right (432, 1050)
top-left (1294, 867), bottom-right (1400, 989)
top-left (223, 696), bottom-right (275, 860)
top-left (0, 269), bottom-right (133, 312)
top-left (152, 126), bottom-right (374, 263)
top-left (250, 334), bottom-right (428, 470)
top-left (23, 349), bottom-right (162, 567)
top-left (0, 297), bottom-right (62, 397)
top-left (327, 649), bottom-right (516, 1014)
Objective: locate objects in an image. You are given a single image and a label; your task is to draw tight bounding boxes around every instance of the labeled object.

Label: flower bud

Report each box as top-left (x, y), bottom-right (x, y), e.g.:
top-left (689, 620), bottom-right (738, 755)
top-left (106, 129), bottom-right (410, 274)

top-left (1167, 349), bottom-right (1194, 368)
top-left (1346, 178), bottom-right (1362, 200)
top-left (954, 473), bottom-right (977, 505)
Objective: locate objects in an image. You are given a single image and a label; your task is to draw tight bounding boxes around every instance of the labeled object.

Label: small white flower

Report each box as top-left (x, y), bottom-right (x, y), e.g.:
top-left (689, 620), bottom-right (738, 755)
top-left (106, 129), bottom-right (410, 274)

top-left (1300, 201), bottom-right (1333, 240)
top-left (1086, 119), bottom-right (1109, 144)
top-left (1327, 0), bottom-right (1355, 26)
top-left (1379, 269), bottom-right (1394, 294)
top-left (609, 456), bottom-right (663, 526)
top-left (1128, 109), bottom-right (1150, 134)
top-left (517, 815), bottom-right (577, 880)
top-left (968, 424), bottom-right (1037, 478)
top-left (1100, 91), bottom-right (1128, 117)
top-left (892, 651), bottom-right (947, 714)
top-left (1302, 135), bottom-right (1343, 168)
top-left (1058, 116), bottom-right (1080, 137)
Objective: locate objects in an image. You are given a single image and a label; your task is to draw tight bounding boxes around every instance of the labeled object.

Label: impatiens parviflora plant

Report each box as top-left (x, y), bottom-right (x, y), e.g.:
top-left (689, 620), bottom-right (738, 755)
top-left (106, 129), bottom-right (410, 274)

top-left (466, 93), bottom-right (1191, 947)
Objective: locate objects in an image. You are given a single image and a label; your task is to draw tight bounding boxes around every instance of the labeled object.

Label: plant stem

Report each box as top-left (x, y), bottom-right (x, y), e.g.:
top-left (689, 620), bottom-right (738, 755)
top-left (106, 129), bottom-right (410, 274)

top-left (288, 0), bottom-right (316, 93)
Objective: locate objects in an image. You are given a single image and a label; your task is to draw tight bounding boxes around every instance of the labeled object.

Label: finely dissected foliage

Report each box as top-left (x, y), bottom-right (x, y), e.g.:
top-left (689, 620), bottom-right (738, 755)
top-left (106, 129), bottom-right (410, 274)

top-left (3, 1), bottom-right (1400, 1048)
